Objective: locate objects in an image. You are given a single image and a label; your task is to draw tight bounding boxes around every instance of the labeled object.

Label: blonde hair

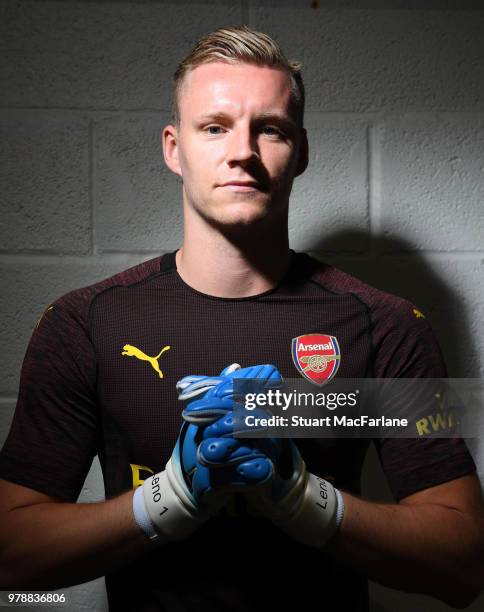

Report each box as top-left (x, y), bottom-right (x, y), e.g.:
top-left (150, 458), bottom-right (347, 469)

top-left (172, 25), bottom-right (305, 127)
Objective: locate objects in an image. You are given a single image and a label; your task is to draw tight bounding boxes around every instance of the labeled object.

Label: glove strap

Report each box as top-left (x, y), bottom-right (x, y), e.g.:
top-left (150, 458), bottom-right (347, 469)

top-left (132, 485), bottom-right (164, 545)
top-left (334, 487), bottom-right (345, 528)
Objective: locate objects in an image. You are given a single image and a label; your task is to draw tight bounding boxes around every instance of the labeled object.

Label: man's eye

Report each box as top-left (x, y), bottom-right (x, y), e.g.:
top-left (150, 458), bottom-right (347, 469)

top-left (205, 125), bottom-right (224, 135)
top-left (261, 126), bottom-right (283, 137)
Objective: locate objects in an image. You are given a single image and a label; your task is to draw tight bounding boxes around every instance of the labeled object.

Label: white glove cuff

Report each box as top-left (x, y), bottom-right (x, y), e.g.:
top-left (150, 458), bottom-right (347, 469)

top-left (275, 474), bottom-right (342, 549)
top-left (142, 463), bottom-right (207, 542)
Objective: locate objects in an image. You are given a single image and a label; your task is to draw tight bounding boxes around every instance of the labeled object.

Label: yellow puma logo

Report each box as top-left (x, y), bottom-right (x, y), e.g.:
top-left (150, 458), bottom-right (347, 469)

top-left (413, 308), bottom-right (425, 319)
top-left (121, 344), bottom-right (171, 378)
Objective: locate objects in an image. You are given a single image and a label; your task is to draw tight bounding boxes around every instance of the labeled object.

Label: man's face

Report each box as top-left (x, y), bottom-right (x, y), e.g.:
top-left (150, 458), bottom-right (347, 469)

top-left (164, 62), bottom-right (307, 232)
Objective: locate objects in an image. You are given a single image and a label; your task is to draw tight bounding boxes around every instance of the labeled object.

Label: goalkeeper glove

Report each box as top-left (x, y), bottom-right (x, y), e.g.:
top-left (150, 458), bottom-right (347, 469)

top-left (182, 362), bottom-right (346, 548)
top-left (132, 364), bottom-right (276, 544)
top-left (245, 437), bottom-right (345, 548)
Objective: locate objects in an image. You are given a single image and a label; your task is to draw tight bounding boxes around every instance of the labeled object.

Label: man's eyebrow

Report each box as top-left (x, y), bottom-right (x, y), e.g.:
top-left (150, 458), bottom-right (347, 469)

top-left (194, 111), bottom-right (297, 128)
top-left (194, 112), bottom-right (232, 123)
top-left (254, 112), bottom-right (295, 124)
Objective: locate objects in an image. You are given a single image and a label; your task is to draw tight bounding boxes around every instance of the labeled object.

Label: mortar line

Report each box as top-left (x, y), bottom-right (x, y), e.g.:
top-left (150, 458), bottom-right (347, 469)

top-left (0, 251), bottom-right (482, 264)
top-left (2, 107), bottom-right (484, 116)
top-left (368, 122), bottom-right (382, 255)
top-left (0, 397), bottom-right (17, 403)
top-left (88, 118), bottom-right (95, 255)
top-left (0, 251), bottom-right (173, 264)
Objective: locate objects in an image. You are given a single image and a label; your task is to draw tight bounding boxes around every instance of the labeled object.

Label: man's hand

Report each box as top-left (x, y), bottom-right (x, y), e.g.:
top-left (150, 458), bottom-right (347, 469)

top-left (179, 362), bottom-right (284, 492)
top-left (181, 362), bottom-right (345, 548)
top-left (244, 437), bottom-right (344, 548)
top-left (133, 363), bottom-right (280, 544)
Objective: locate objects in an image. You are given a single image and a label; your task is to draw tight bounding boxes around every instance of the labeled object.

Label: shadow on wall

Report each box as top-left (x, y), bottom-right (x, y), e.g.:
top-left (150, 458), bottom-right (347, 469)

top-left (310, 229), bottom-right (483, 612)
top-left (307, 229), bottom-right (479, 378)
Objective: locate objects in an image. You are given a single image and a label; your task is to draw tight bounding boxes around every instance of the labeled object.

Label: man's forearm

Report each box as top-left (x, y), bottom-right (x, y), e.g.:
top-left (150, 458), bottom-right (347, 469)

top-left (327, 492), bottom-right (483, 607)
top-left (0, 490), bottom-right (150, 590)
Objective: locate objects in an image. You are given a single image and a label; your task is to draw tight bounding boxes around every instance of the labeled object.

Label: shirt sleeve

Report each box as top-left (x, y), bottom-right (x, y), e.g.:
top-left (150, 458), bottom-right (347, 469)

top-left (0, 298), bottom-right (100, 502)
top-left (371, 300), bottom-right (476, 501)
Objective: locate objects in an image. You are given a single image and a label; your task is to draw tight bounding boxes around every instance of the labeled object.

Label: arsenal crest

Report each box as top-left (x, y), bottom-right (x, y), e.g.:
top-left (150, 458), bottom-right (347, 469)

top-left (291, 333), bottom-right (341, 386)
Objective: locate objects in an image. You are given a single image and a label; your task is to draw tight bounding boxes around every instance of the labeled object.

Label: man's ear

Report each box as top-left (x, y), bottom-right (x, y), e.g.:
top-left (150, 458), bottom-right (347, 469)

top-left (162, 123), bottom-right (182, 177)
top-left (295, 127), bottom-right (309, 177)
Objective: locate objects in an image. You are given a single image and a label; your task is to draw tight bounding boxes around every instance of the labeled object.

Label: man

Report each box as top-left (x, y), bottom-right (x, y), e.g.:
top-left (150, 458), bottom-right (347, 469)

top-left (0, 25), bottom-right (482, 611)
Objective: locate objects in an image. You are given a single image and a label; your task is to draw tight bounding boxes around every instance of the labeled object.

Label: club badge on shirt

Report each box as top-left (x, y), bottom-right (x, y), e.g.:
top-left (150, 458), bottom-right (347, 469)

top-left (291, 333), bottom-right (341, 386)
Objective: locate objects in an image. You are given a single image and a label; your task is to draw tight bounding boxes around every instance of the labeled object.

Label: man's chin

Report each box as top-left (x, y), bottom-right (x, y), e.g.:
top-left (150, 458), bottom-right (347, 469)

top-left (189, 194), bottom-right (288, 234)
top-left (206, 198), bottom-right (273, 227)
top-left (215, 205), bottom-right (275, 230)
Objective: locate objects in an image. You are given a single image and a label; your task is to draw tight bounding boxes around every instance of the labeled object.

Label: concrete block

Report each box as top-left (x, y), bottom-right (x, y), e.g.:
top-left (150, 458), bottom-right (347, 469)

top-left (78, 455), bottom-right (105, 504)
top-left (95, 115), bottom-right (182, 251)
top-left (0, 259), bottom-right (135, 395)
top-left (379, 115), bottom-right (484, 251)
top-left (289, 113), bottom-right (369, 252)
top-left (62, 577), bottom-right (108, 612)
top-left (250, 8), bottom-right (484, 111)
top-left (0, 114), bottom-right (90, 253)
top-left (0, 1), bottom-right (242, 110)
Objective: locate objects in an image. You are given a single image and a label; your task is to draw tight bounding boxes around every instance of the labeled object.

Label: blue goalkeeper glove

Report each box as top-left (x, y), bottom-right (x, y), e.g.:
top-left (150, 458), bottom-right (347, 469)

top-left (178, 363), bottom-right (281, 495)
top-left (132, 363), bottom-right (277, 544)
top-left (244, 436), bottom-right (345, 548)
top-left (182, 362), bottom-right (345, 548)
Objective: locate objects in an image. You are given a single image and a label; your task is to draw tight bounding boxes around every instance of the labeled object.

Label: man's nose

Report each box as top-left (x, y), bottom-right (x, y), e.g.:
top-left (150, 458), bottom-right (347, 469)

top-left (226, 127), bottom-right (259, 166)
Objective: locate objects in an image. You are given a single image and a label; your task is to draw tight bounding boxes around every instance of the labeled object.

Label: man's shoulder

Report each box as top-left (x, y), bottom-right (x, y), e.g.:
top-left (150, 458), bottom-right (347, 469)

top-left (296, 252), bottom-right (428, 329)
top-left (298, 252), bottom-right (415, 309)
top-left (44, 255), bottom-right (163, 326)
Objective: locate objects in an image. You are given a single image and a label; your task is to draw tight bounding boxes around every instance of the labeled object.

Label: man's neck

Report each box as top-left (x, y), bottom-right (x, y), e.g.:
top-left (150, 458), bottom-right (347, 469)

top-left (175, 220), bottom-right (291, 299)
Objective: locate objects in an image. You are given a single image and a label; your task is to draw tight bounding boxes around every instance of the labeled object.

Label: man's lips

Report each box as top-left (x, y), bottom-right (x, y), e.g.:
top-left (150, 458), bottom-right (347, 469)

top-left (218, 181), bottom-right (263, 191)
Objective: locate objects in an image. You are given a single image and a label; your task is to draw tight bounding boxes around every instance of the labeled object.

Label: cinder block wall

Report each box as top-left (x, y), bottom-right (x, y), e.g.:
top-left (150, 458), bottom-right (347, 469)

top-left (1, 2), bottom-right (483, 611)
